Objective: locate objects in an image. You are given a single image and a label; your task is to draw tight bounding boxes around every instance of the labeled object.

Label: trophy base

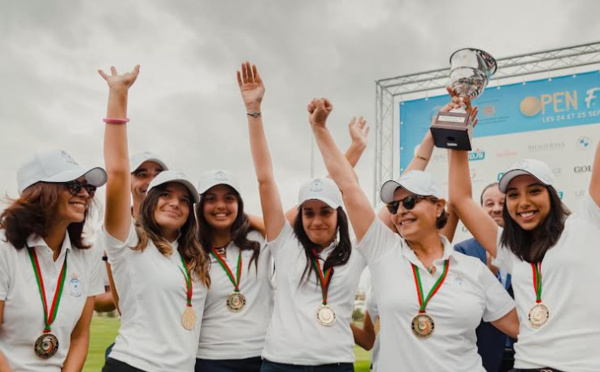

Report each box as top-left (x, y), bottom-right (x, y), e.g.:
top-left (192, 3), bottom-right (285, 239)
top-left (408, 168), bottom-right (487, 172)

top-left (431, 111), bottom-right (473, 151)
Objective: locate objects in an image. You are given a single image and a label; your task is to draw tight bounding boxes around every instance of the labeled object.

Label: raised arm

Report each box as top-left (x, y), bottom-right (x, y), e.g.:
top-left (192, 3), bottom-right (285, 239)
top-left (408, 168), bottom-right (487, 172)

top-left (590, 137), bottom-right (600, 207)
top-left (238, 62), bottom-right (285, 241)
top-left (309, 99), bottom-right (375, 241)
top-left (99, 65), bottom-right (139, 241)
top-left (285, 116), bottom-right (369, 224)
top-left (448, 147), bottom-right (499, 256)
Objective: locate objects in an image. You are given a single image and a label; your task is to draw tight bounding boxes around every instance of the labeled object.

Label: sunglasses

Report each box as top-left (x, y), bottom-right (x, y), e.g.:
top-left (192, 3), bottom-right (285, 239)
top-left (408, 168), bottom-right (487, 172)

top-left (386, 195), bottom-right (435, 214)
top-left (65, 180), bottom-right (97, 197)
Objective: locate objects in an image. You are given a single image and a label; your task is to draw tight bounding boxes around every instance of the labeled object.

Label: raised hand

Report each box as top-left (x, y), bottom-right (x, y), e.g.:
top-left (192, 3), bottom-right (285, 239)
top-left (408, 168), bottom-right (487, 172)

top-left (307, 98), bottom-right (333, 129)
top-left (237, 61), bottom-right (265, 112)
top-left (348, 116), bottom-right (369, 150)
top-left (98, 65), bottom-right (140, 91)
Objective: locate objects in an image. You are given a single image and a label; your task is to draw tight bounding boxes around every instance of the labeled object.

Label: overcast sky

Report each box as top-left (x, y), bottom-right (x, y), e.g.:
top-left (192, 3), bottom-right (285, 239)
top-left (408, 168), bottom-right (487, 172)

top-left (1, 0), bottom-right (599, 216)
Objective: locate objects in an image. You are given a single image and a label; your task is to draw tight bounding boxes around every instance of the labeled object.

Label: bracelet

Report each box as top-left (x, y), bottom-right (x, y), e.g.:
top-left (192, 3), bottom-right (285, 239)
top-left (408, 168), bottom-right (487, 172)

top-left (416, 155), bottom-right (428, 161)
top-left (247, 112), bottom-right (261, 118)
top-left (103, 118), bottom-right (130, 124)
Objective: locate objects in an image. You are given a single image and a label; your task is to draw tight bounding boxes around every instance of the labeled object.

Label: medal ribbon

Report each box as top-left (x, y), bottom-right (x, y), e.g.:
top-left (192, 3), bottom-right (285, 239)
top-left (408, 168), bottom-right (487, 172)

top-left (531, 262), bottom-right (543, 303)
top-left (311, 249), bottom-right (333, 305)
top-left (411, 260), bottom-right (449, 314)
top-left (27, 246), bottom-right (68, 333)
top-left (210, 248), bottom-right (242, 292)
top-left (178, 254), bottom-right (193, 307)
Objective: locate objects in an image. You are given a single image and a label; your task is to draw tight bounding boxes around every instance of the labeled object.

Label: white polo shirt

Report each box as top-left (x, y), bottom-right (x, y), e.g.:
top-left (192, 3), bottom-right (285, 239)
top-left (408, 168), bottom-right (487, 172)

top-left (261, 222), bottom-right (366, 365)
top-left (0, 231), bottom-right (104, 372)
top-left (493, 191), bottom-right (600, 371)
top-left (357, 219), bottom-right (514, 372)
top-left (197, 231), bottom-right (273, 360)
top-left (105, 224), bottom-right (207, 372)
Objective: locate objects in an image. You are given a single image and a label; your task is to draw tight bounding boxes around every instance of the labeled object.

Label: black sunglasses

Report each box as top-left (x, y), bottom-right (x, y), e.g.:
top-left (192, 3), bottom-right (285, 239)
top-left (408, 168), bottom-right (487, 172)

top-left (65, 180), bottom-right (97, 197)
top-left (386, 195), bottom-right (434, 214)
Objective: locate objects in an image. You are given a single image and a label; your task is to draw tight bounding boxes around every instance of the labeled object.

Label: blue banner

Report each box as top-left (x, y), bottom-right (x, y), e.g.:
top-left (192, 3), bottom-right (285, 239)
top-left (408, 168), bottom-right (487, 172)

top-left (399, 71), bottom-right (600, 171)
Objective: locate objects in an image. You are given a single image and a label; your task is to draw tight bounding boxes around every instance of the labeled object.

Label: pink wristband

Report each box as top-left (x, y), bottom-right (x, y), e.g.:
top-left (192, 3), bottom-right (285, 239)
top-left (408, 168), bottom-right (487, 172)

top-left (103, 118), bottom-right (130, 124)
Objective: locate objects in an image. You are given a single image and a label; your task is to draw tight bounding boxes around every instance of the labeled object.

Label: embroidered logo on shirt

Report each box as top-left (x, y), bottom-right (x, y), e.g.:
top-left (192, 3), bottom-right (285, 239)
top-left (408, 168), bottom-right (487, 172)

top-left (69, 275), bottom-right (83, 297)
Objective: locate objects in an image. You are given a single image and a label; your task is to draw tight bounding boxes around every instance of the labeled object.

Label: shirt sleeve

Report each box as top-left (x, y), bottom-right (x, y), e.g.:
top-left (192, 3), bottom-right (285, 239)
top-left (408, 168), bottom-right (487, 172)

top-left (355, 218), bottom-right (402, 265)
top-left (0, 246), bottom-right (11, 300)
top-left (578, 191), bottom-right (600, 228)
top-left (265, 221), bottom-right (294, 260)
top-left (479, 263), bottom-right (516, 322)
top-left (492, 227), bottom-right (517, 274)
top-left (104, 222), bottom-right (138, 262)
top-left (86, 244), bottom-right (105, 297)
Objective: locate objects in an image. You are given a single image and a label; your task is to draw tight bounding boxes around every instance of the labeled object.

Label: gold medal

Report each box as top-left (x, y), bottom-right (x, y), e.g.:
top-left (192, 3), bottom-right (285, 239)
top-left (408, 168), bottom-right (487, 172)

top-left (316, 304), bottom-right (336, 326)
top-left (528, 303), bottom-right (549, 328)
top-left (373, 317), bottom-right (381, 335)
top-left (181, 306), bottom-right (197, 330)
top-left (34, 333), bottom-right (59, 359)
top-left (227, 292), bottom-right (246, 312)
top-left (411, 313), bottom-right (435, 338)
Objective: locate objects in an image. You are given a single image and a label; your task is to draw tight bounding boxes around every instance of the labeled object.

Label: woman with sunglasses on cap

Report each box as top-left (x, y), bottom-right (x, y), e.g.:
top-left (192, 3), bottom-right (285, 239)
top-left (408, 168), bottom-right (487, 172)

top-left (448, 107), bottom-right (600, 372)
top-left (0, 149), bottom-right (106, 371)
top-left (99, 65), bottom-right (210, 372)
top-left (309, 98), bottom-right (518, 371)
top-left (193, 169), bottom-right (271, 372)
top-left (240, 62), bottom-right (366, 372)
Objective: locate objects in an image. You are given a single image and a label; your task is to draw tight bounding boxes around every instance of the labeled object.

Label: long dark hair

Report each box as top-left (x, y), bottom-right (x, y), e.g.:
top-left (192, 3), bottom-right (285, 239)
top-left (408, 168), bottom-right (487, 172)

top-left (293, 205), bottom-right (352, 288)
top-left (500, 185), bottom-right (570, 262)
top-left (195, 187), bottom-right (260, 270)
top-left (1, 183), bottom-right (91, 249)
top-left (134, 183), bottom-right (210, 287)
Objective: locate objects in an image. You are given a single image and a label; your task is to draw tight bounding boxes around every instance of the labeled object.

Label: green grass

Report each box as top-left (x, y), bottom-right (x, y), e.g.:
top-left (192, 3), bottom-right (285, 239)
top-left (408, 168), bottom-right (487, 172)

top-left (85, 315), bottom-right (372, 371)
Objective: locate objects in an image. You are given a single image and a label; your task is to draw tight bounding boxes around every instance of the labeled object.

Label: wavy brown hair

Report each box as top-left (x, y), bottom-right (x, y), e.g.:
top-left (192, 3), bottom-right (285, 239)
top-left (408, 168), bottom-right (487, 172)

top-left (500, 185), bottom-right (570, 263)
top-left (195, 187), bottom-right (261, 271)
top-left (134, 183), bottom-right (210, 287)
top-left (0, 183), bottom-right (91, 249)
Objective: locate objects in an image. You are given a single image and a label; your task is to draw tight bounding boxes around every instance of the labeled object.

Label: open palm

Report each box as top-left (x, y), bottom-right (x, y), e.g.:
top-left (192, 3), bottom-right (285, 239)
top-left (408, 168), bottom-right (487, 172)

top-left (237, 61), bottom-right (265, 109)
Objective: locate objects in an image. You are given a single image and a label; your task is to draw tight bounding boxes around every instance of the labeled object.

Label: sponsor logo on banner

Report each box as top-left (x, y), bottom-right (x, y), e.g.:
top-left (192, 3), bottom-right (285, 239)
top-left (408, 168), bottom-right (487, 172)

top-left (431, 153), bottom-right (448, 163)
top-left (558, 191), bottom-right (564, 200)
top-left (497, 172), bottom-right (505, 181)
top-left (574, 189), bottom-right (586, 199)
top-left (552, 168), bottom-right (562, 177)
top-left (519, 90), bottom-right (578, 117)
top-left (528, 142), bottom-right (565, 153)
top-left (585, 88), bottom-right (600, 109)
top-left (496, 149), bottom-right (518, 158)
top-left (573, 165), bottom-right (591, 173)
top-left (481, 105), bottom-right (496, 117)
top-left (468, 149), bottom-right (486, 161)
top-left (470, 167), bottom-right (477, 180)
top-left (577, 136), bottom-right (592, 150)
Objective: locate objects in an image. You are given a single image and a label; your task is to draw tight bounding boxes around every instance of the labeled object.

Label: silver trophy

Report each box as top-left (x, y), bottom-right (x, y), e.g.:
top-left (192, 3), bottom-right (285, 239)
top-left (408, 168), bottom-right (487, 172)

top-left (431, 48), bottom-right (497, 151)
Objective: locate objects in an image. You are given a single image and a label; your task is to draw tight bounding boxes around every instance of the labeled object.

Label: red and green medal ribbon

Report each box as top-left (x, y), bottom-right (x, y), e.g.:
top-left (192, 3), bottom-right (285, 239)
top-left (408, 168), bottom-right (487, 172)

top-left (178, 254), bottom-right (193, 307)
top-left (27, 246), bottom-right (68, 333)
top-left (312, 249), bottom-right (333, 305)
top-left (531, 262), bottom-right (543, 304)
top-left (210, 248), bottom-right (242, 293)
top-left (411, 260), bottom-right (449, 314)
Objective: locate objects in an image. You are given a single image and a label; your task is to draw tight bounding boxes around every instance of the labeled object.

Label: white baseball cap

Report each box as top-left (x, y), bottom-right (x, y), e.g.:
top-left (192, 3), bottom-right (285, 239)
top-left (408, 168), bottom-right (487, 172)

top-left (148, 170), bottom-right (200, 203)
top-left (129, 151), bottom-right (169, 173)
top-left (197, 170), bottom-right (240, 195)
top-left (380, 170), bottom-right (443, 204)
top-left (298, 178), bottom-right (342, 209)
top-left (498, 159), bottom-right (555, 193)
top-left (17, 150), bottom-right (107, 194)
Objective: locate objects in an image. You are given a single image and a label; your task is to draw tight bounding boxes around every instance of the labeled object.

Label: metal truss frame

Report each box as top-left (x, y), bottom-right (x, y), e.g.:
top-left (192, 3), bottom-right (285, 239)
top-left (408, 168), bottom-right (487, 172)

top-left (374, 41), bottom-right (600, 202)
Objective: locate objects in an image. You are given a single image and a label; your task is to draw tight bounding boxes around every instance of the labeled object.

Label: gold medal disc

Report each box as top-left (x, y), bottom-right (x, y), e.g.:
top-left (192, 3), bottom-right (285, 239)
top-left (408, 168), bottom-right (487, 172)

top-left (227, 292), bottom-right (246, 312)
top-left (411, 313), bottom-right (435, 338)
top-left (181, 306), bottom-right (197, 330)
top-left (34, 333), bottom-right (59, 359)
top-left (316, 305), bottom-right (336, 326)
top-left (373, 317), bottom-right (381, 335)
top-left (528, 303), bottom-right (549, 328)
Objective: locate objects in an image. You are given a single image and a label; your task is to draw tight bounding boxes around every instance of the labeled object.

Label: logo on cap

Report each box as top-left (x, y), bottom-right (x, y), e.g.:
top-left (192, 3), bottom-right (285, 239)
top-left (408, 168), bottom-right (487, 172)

top-left (310, 179), bottom-right (324, 192)
top-left (513, 160), bottom-right (529, 169)
top-left (215, 171), bottom-right (228, 181)
top-left (60, 151), bottom-right (79, 166)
